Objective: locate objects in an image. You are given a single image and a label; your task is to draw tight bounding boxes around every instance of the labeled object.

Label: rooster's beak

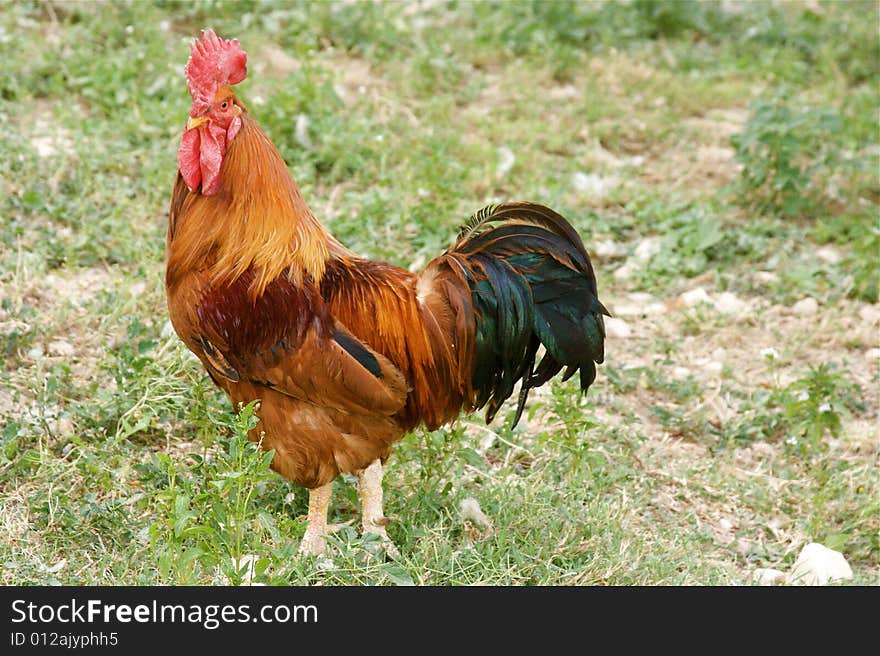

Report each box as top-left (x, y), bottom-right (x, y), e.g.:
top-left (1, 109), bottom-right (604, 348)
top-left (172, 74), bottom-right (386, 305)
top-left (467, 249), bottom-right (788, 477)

top-left (186, 116), bottom-right (209, 131)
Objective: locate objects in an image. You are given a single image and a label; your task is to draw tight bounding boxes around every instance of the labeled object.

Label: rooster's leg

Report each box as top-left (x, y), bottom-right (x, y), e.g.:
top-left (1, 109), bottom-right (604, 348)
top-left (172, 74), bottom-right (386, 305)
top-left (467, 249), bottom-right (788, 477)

top-left (299, 482), bottom-right (332, 557)
top-left (357, 459), bottom-right (399, 558)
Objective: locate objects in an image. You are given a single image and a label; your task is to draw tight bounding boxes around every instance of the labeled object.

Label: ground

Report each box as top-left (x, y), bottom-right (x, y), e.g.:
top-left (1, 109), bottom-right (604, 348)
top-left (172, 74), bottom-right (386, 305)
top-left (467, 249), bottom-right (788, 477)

top-left (0, 1), bottom-right (877, 585)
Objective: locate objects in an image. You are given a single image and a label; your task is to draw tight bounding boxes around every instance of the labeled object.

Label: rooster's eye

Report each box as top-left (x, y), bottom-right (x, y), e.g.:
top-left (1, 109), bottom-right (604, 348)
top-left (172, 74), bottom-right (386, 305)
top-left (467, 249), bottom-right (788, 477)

top-left (220, 101), bottom-right (229, 110)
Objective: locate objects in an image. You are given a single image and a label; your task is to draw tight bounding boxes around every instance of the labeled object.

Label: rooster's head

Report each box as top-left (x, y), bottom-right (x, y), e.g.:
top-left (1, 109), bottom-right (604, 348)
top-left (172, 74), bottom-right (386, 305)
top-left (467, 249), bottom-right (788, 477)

top-left (178, 29), bottom-right (247, 195)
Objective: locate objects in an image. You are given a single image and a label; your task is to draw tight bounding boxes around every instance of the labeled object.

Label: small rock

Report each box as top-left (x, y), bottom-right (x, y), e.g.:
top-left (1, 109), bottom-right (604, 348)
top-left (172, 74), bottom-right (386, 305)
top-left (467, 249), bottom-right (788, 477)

top-left (613, 261), bottom-right (635, 281)
top-left (0, 320), bottom-right (30, 336)
top-left (858, 304), bottom-right (880, 324)
top-left (815, 246), bottom-right (842, 264)
top-left (866, 348), bottom-right (880, 361)
top-left (703, 361), bottom-right (724, 375)
top-left (611, 303), bottom-right (641, 316)
top-left (696, 145), bottom-right (735, 164)
top-left (48, 416), bottom-right (75, 437)
top-left (792, 297), bottom-right (818, 316)
top-left (612, 298), bottom-right (667, 317)
top-left (129, 281), bottom-right (147, 297)
top-left (295, 114), bottom-right (312, 149)
top-left (718, 518), bottom-right (733, 531)
top-left (27, 345), bottom-right (44, 360)
top-left (753, 568), bottom-right (787, 586)
top-left (315, 556), bottom-right (336, 572)
top-left (48, 339), bottom-right (75, 357)
top-left (753, 271), bottom-right (779, 285)
top-left (547, 84), bottom-right (579, 101)
top-left (671, 366), bottom-right (691, 380)
top-left (735, 538), bottom-right (755, 556)
top-left (161, 320), bottom-right (176, 339)
top-left (459, 498), bottom-right (492, 530)
top-left (713, 291), bottom-right (749, 315)
top-left (628, 292), bottom-right (657, 305)
top-left (604, 317), bottom-right (631, 339)
top-left (572, 172), bottom-right (618, 198)
top-left (633, 237), bottom-right (661, 263)
top-left (680, 287), bottom-right (712, 307)
top-left (787, 543), bottom-right (853, 586)
top-left (496, 146), bottom-right (515, 177)
top-left (43, 559), bottom-right (67, 574)
top-left (32, 136), bottom-right (58, 158)
top-left (593, 239), bottom-right (624, 259)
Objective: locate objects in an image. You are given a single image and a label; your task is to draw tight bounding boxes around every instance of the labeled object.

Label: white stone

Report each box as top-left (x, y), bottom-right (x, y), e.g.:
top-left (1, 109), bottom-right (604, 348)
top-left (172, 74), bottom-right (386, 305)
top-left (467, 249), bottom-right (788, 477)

top-left (161, 320), bottom-right (176, 339)
top-left (815, 246), bottom-right (842, 264)
top-left (617, 300), bottom-right (666, 316)
top-left (604, 317), bottom-right (631, 339)
top-left (48, 339), bottom-right (75, 357)
top-left (752, 568), bottom-right (787, 586)
top-left (628, 292), bottom-right (657, 305)
top-left (866, 348), bottom-right (880, 361)
top-left (753, 271), bottom-right (779, 285)
top-left (787, 543), bottom-right (853, 586)
top-left (858, 304), bottom-right (880, 324)
top-left (680, 287), bottom-right (712, 307)
top-left (459, 498), bottom-right (492, 530)
top-left (613, 262), bottom-right (635, 281)
top-left (593, 240), bottom-right (624, 259)
top-left (697, 145), bottom-right (735, 164)
top-left (496, 146), bottom-right (515, 177)
top-left (792, 297), bottom-right (819, 316)
top-left (611, 303), bottom-right (643, 317)
top-left (703, 361), bottom-right (724, 374)
top-left (671, 366), bottom-right (691, 380)
top-left (713, 291), bottom-right (749, 315)
top-left (572, 172), bottom-right (607, 195)
top-left (633, 237), bottom-right (661, 263)
top-left (48, 416), bottom-right (75, 436)
top-left (0, 320), bottom-right (30, 336)
top-left (295, 114), bottom-right (312, 149)
top-left (43, 559), bottom-right (67, 574)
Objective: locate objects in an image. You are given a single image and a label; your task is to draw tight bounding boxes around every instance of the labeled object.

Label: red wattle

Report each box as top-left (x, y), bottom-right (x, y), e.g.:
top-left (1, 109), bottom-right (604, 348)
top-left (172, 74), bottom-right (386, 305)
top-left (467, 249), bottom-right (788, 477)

top-left (178, 128), bottom-right (202, 192)
top-left (199, 122), bottom-right (227, 196)
top-left (177, 118), bottom-right (241, 195)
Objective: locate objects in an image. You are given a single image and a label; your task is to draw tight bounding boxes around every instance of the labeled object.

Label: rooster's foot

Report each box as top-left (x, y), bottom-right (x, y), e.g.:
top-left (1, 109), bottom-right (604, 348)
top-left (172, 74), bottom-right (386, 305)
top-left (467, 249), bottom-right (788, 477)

top-left (358, 459), bottom-right (400, 559)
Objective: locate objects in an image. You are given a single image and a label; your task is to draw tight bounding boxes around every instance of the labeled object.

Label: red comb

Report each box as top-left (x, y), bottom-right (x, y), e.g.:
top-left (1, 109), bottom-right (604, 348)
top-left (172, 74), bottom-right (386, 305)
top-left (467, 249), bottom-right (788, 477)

top-left (184, 29), bottom-right (247, 116)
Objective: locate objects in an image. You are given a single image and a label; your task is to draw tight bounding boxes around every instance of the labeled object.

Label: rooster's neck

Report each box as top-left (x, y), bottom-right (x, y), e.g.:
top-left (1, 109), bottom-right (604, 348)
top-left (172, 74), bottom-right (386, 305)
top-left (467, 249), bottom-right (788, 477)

top-left (169, 114), bottom-right (338, 298)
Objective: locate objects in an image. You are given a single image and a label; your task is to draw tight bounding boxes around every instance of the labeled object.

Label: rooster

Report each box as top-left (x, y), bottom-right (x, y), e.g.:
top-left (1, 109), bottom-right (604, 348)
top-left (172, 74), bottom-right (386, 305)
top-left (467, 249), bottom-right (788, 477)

top-left (166, 30), bottom-right (608, 556)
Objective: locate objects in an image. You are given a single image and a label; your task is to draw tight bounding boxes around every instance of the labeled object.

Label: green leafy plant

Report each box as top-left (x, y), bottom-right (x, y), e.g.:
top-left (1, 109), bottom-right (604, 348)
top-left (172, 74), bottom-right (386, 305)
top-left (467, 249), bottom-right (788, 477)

top-left (148, 401), bottom-right (278, 584)
top-left (779, 364), bottom-right (862, 456)
top-left (731, 92), bottom-right (843, 218)
top-left (722, 363), bottom-right (862, 455)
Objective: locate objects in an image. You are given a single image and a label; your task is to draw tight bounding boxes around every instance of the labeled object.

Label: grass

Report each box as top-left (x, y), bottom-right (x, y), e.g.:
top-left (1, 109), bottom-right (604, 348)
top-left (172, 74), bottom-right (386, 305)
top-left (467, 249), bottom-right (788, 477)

top-left (0, 0), bottom-right (877, 585)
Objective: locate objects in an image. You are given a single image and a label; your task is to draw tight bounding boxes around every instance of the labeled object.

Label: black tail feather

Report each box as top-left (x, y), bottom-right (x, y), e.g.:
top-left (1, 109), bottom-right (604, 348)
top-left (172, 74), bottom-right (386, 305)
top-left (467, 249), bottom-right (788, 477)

top-left (447, 201), bottom-right (608, 427)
